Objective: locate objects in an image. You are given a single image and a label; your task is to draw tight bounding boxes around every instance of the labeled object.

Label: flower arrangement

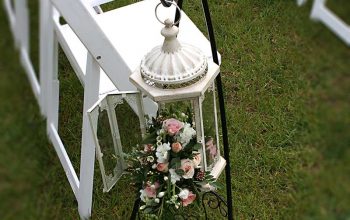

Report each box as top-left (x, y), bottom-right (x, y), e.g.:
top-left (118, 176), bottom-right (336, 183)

top-left (126, 108), bottom-right (219, 219)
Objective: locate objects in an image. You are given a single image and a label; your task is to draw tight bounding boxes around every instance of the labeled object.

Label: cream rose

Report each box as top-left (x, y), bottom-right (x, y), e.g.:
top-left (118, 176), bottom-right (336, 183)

top-left (192, 153), bottom-right (201, 168)
top-left (178, 189), bottom-right (196, 207)
top-left (180, 159), bottom-right (195, 179)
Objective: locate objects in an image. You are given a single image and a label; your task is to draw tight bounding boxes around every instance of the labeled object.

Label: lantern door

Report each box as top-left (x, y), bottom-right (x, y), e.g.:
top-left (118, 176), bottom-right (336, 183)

top-left (87, 91), bottom-right (146, 192)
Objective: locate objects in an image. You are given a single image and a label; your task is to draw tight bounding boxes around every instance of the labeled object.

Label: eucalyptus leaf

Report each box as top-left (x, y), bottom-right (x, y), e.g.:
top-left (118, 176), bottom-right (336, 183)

top-left (141, 131), bottom-right (158, 144)
top-left (192, 143), bottom-right (202, 151)
top-left (175, 169), bottom-right (185, 176)
top-left (170, 157), bottom-right (181, 169)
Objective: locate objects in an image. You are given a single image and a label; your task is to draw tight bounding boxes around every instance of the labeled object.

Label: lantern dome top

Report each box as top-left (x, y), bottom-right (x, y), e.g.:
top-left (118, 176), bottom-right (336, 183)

top-left (140, 19), bottom-right (208, 88)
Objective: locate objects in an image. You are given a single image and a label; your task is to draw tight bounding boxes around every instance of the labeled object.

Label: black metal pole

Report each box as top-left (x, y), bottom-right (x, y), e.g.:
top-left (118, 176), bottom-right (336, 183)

top-left (201, 1), bottom-right (233, 219)
top-left (130, 198), bottom-right (140, 220)
top-left (174, 0), bottom-right (183, 27)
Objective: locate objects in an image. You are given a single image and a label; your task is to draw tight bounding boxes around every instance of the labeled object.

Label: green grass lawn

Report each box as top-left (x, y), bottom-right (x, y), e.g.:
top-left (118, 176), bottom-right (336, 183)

top-left (1, 0), bottom-right (350, 219)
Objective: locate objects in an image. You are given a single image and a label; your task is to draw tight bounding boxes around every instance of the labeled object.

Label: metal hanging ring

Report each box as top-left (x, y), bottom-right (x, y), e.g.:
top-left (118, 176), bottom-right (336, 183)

top-left (155, 0), bottom-right (181, 26)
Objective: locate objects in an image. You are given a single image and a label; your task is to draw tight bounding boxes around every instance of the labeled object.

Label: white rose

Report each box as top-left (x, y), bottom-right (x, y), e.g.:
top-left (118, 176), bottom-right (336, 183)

top-left (169, 169), bottom-right (181, 184)
top-left (139, 189), bottom-right (147, 202)
top-left (178, 189), bottom-right (189, 200)
top-left (179, 123), bottom-right (196, 146)
top-left (156, 142), bottom-right (171, 163)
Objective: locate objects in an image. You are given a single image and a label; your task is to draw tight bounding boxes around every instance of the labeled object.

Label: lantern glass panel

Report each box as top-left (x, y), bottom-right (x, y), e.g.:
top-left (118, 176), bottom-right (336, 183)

top-left (162, 100), bottom-right (194, 117)
top-left (114, 100), bottom-right (143, 155)
top-left (202, 83), bottom-right (220, 170)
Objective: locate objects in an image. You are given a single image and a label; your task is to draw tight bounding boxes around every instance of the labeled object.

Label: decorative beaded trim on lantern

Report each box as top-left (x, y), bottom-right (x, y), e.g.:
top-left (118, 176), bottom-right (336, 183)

top-left (142, 65), bottom-right (208, 89)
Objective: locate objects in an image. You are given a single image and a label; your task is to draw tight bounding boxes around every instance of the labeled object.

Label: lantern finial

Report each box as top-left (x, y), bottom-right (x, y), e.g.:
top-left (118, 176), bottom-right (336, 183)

top-left (160, 19), bottom-right (181, 53)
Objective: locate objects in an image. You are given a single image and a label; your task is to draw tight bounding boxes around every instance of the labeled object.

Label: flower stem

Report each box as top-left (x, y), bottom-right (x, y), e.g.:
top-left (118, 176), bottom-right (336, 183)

top-left (158, 197), bottom-right (164, 218)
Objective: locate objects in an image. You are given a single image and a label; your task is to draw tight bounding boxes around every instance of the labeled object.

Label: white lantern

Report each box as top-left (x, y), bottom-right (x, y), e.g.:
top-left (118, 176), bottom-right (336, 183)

top-left (130, 13), bottom-right (225, 179)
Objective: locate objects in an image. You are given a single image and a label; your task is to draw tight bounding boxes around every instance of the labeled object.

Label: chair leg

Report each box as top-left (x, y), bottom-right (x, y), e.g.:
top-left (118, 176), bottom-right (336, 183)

top-left (39, 0), bottom-right (49, 117)
top-left (78, 53), bottom-right (101, 219)
top-left (45, 6), bottom-right (59, 132)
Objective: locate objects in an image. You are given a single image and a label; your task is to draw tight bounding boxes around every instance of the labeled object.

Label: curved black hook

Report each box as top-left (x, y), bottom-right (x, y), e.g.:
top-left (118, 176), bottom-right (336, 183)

top-left (160, 0), bottom-right (173, 7)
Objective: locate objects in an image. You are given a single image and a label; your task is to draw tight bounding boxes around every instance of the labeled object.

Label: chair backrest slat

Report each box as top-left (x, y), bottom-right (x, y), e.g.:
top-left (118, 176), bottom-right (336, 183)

top-left (51, 0), bottom-right (133, 92)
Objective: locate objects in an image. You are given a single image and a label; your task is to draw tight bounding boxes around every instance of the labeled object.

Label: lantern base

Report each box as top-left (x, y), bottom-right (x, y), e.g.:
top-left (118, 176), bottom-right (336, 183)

top-left (210, 156), bottom-right (226, 179)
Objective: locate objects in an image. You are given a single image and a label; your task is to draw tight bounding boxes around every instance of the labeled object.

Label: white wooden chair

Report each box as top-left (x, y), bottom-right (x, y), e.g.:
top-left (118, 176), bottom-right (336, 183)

top-left (40, 0), bottom-right (220, 218)
top-left (3, 0), bottom-right (43, 113)
top-left (310, 0), bottom-right (350, 46)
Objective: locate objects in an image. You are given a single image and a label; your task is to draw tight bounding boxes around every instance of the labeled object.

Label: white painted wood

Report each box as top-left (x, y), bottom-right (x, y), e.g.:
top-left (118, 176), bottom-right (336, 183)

top-left (89, 0), bottom-right (113, 7)
top-left (5, 0), bottom-right (44, 110)
top-left (12, 0), bottom-right (29, 51)
top-left (20, 0), bottom-right (29, 52)
top-left (39, 0), bottom-right (58, 116)
top-left (45, 6), bottom-right (59, 130)
top-left (311, 0), bottom-right (350, 46)
top-left (78, 53), bottom-right (101, 219)
top-left (20, 48), bottom-right (41, 100)
top-left (54, 23), bottom-right (118, 95)
top-left (48, 123), bottom-right (80, 197)
top-left (3, 0), bottom-right (16, 38)
top-left (54, 24), bottom-right (86, 85)
top-left (13, 0), bottom-right (22, 48)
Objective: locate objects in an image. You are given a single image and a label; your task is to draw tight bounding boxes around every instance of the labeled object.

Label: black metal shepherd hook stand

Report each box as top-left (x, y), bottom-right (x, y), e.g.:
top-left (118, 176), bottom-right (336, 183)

top-left (175, 0), bottom-right (234, 219)
top-left (131, 0), bottom-right (233, 219)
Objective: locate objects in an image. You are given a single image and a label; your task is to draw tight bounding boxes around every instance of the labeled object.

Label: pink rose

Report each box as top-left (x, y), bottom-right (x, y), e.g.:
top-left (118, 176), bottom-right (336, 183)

top-left (181, 191), bottom-right (196, 207)
top-left (206, 138), bottom-right (217, 160)
top-left (171, 142), bottom-right (182, 153)
top-left (192, 153), bottom-right (201, 168)
top-left (144, 186), bottom-right (156, 198)
top-left (156, 162), bottom-right (169, 172)
top-left (163, 118), bottom-right (183, 136)
top-left (144, 144), bottom-right (154, 153)
top-left (144, 182), bottom-right (160, 198)
top-left (181, 159), bottom-right (195, 179)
